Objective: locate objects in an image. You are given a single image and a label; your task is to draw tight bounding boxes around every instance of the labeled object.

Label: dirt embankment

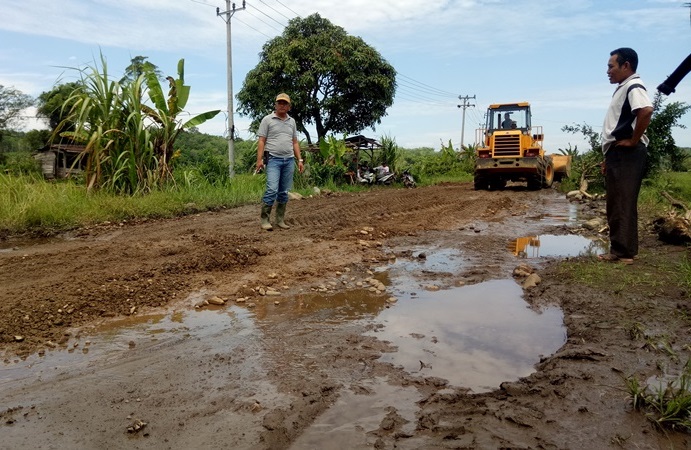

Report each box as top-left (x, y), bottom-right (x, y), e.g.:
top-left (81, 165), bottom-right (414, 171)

top-left (1, 183), bottom-right (690, 449)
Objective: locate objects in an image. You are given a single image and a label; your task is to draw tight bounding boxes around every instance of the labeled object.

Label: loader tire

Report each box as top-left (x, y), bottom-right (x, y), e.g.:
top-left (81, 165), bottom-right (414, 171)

top-left (488, 177), bottom-right (506, 191)
top-left (474, 175), bottom-right (488, 190)
top-left (527, 177), bottom-right (542, 190)
top-left (543, 161), bottom-right (554, 188)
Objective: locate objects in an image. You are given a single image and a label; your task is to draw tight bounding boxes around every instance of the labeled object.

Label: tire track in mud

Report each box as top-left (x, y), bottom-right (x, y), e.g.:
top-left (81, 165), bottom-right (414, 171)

top-left (288, 185), bottom-right (508, 236)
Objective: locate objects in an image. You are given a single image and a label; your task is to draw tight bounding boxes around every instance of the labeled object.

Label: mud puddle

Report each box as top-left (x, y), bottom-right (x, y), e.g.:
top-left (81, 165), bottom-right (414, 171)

top-left (533, 199), bottom-right (580, 226)
top-left (509, 234), bottom-right (608, 259)
top-left (367, 278), bottom-right (566, 392)
top-left (290, 377), bottom-right (421, 450)
top-left (1, 302), bottom-right (253, 384)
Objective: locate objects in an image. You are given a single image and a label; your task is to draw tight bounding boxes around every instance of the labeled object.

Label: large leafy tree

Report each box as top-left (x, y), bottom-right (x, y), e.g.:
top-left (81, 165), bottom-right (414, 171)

top-left (0, 85), bottom-right (33, 142)
top-left (36, 82), bottom-right (82, 131)
top-left (237, 13), bottom-right (396, 145)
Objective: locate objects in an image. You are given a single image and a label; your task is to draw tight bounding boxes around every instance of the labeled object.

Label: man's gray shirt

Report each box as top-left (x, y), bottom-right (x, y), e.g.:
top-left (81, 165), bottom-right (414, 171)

top-left (258, 113), bottom-right (297, 158)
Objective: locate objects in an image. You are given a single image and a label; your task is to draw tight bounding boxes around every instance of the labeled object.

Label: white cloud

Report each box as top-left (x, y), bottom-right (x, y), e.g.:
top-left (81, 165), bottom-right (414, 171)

top-left (0, 0), bottom-right (689, 149)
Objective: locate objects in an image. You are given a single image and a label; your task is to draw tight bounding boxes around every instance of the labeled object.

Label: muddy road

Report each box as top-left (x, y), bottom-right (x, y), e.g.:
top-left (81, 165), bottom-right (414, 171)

top-left (1, 183), bottom-right (690, 449)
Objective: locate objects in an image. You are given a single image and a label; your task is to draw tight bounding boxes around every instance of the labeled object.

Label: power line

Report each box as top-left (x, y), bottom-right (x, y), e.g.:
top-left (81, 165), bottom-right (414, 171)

top-left (243, 8), bottom-right (285, 34)
top-left (257, 0), bottom-right (293, 21)
top-left (397, 72), bottom-right (458, 97)
top-left (275, 0), bottom-right (302, 18)
top-left (234, 15), bottom-right (275, 39)
top-left (246, 2), bottom-right (287, 28)
top-left (396, 87), bottom-right (455, 106)
top-left (397, 79), bottom-right (456, 99)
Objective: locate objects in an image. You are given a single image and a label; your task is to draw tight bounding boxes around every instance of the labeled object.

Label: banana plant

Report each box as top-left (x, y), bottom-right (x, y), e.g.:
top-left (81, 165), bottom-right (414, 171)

top-left (143, 59), bottom-right (220, 182)
top-left (318, 134), bottom-right (348, 166)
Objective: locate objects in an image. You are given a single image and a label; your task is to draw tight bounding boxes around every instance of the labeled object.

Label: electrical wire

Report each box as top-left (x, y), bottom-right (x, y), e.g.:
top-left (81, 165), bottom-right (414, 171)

top-left (243, 1), bottom-right (463, 108)
top-left (397, 72), bottom-right (458, 97)
top-left (246, 2), bottom-right (287, 28)
top-left (257, 0), bottom-right (293, 21)
top-left (189, 0), bottom-right (217, 8)
top-left (234, 15), bottom-right (275, 38)
top-left (241, 8), bottom-right (285, 34)
top-left (275, 0), bottom-right (302, 18)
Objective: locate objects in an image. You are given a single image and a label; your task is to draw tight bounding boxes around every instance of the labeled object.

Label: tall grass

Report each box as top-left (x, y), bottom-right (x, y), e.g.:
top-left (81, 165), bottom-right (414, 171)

top-left (0, 173), bottom-right (265, 235)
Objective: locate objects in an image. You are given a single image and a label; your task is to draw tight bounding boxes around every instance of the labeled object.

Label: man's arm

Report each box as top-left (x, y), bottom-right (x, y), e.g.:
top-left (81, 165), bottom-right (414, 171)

top-left (618, 106), bottom-right (653, 147)
top-left (293, 138), bottom-right (304, 173)
top-left (256, 136), bottom-right (267, 172)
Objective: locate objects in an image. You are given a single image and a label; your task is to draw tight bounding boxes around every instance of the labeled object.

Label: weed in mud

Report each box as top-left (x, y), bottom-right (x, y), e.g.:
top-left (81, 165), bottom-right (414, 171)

top-left (624, 361), bottom-right (691, 431)
top-left (627, 322), bottom-right (679, 361)
top-left (642, 335), bottom-right (679, 361)
top-left (610, 433), bottom-right (631, 447)
top-left (625, 322), bottom-right (645, 340)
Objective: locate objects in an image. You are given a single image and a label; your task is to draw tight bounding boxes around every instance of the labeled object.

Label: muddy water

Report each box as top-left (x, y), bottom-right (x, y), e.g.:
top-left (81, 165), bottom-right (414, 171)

top-left (509, 234), bottom-right (608, 259)
top-left (290, 377), bottom-right (421, 450)
top-left (368, 279), bottom-right (566, 393)
top-left (1, 304), bottom-right (286, 449)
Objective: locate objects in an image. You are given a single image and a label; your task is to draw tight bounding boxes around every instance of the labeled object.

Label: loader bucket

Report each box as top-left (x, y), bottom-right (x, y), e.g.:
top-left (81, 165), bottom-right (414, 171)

top-left (550, 154), bottom-right (572, 181)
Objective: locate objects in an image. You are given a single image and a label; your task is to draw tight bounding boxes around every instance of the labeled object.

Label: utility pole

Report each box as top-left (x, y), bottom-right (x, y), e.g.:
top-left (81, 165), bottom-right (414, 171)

top-left (217, 0), bottom-right (245, 178)
top-left (457, 95), bottom-right (475, 150)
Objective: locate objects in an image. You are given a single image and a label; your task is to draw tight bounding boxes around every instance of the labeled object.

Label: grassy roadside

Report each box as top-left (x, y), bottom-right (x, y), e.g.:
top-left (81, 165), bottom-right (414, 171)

top-left (0, 173), bottom-right (268, 236)
top-left (0, 171), bottom-right (685, 238)
top-left (551, 171), bottom-right (691, 433)
top-left (0, 171), bottom-right (474, 237)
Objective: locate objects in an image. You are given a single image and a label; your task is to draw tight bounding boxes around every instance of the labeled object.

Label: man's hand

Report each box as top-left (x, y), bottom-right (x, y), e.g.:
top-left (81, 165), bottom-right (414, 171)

top-left (615, 138), bottom-right (637, 148)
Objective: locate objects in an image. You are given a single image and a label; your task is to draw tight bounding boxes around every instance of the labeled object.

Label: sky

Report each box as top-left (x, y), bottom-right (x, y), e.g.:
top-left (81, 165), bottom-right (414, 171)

top-left (1, 0), bottom-right (690, 153)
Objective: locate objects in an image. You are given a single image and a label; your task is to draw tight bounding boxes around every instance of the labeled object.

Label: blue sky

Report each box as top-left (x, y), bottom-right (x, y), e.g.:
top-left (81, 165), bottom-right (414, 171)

top-left (1, 0), bottom-right (690, 152)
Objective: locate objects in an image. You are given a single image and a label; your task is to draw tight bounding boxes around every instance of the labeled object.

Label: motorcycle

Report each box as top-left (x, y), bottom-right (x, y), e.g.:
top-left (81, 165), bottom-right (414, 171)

top-left (356, 164), bottom-right (395, 185)
top-left (356, 164), bottom-right (375, 185)
top-left (401, 169), bottom-right (416, 188)
top-left (373, 165), bottom-right (395, 185)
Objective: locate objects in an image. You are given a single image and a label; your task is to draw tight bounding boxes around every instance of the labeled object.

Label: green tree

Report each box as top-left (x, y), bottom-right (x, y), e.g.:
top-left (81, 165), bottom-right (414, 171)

top-left (0, 85), bottom-right (33, 142)
top-left (561, 122), bottom-right (605, 191)
top-left (237, 13), bottom-right (396, 145)
top-left (647, 94), bottom-right (690, 174)
top-left (36, 82), bottom-right (82, 131)
top-left (121, 56), bottom-right (162, 84)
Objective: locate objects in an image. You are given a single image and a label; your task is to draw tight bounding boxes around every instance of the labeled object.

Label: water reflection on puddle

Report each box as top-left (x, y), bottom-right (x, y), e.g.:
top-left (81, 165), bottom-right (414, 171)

top-left (0, 306), bottom-right (255, 383)
top-left (509, 234), bottom-right (607, 259)
top-left (537, 201), bottom-right (580, 225)
top-left (290, 377), bottom-right (421, 450)
top-left (391, 247), bottom-right (465, 273)
top-left (367, 279), bottom-right (566, 393)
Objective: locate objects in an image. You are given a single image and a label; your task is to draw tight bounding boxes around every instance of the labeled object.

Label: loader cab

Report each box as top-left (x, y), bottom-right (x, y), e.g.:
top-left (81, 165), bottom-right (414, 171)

top-left (487, 103), bottom-right (531, 133)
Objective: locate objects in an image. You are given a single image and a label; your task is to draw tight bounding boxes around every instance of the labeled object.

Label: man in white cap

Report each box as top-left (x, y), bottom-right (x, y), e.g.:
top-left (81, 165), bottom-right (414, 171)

top-left (256, 93), bottom-right (304, 231)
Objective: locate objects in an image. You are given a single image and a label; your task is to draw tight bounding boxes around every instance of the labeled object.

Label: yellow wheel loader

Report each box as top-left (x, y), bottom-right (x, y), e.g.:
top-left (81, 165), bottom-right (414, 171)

top-left (473, 102), bottom-right (571, 190)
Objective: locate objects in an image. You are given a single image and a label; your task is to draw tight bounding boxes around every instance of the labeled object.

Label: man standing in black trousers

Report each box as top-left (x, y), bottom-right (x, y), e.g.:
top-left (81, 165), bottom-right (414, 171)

top-left (599, 47), bottom-right (653, 265)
